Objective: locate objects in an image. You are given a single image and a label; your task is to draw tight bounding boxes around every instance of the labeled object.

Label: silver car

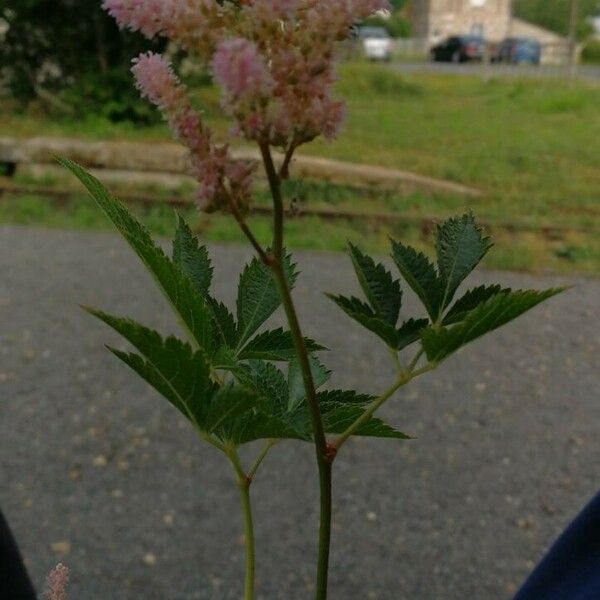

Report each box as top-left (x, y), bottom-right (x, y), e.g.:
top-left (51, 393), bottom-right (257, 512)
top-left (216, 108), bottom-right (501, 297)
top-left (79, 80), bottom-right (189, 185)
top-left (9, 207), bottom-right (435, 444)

top-left (358, 26), bottom-right (393, 61)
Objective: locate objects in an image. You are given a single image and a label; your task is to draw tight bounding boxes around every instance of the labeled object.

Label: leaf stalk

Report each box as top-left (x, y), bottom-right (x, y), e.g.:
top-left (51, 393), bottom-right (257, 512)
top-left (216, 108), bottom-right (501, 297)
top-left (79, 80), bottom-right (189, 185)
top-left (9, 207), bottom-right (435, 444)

top-left (334, 359), bottom-right (436, 451)
top-left (247, 439), bottom-right (278, 481)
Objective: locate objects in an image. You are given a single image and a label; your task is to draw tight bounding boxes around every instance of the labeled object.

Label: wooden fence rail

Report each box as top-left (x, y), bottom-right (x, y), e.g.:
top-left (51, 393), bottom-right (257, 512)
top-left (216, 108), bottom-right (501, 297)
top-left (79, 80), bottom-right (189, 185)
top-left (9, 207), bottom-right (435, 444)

top-left (0, 136), bottom-right (482, 198)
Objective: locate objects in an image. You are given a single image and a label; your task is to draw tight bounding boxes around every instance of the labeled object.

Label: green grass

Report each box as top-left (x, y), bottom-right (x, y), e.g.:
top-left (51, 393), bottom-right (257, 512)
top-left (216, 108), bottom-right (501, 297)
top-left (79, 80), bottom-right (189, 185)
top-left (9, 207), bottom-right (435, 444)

top-left (1, 193), bottom-right (598, 275)
top-left (1, 62), bottom-right (599, 274)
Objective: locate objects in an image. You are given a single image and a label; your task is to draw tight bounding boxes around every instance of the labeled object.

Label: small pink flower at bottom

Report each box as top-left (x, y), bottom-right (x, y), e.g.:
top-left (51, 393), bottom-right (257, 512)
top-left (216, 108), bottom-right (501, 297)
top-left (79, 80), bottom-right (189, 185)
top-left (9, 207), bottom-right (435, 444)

top-left (45, 563), bottom-right (69, 600)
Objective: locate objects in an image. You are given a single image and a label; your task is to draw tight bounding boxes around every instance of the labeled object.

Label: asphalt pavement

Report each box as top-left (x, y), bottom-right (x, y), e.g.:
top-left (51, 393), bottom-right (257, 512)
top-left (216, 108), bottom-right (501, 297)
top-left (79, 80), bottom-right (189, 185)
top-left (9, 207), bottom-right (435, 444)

top-left (1, 225), bottom-right (599, 599)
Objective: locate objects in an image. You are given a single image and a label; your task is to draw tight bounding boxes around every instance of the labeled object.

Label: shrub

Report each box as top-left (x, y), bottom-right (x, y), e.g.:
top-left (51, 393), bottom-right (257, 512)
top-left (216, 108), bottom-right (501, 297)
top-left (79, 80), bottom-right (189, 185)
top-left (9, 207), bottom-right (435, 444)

top-left (0, 0), bottom-right (165, 121)
top-left (582, 39), bottom-right (600, 64)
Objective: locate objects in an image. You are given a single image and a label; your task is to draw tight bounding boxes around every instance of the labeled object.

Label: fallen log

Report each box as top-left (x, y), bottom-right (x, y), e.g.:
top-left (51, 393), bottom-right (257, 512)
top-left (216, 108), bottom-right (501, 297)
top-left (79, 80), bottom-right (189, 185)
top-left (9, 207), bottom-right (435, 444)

top-left (0, 136), bottom-right (482, 198)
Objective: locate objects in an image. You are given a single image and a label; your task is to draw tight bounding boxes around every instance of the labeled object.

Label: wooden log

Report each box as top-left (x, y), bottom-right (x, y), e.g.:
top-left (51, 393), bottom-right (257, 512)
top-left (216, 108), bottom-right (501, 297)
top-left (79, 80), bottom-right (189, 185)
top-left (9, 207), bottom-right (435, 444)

top-left (0, 136), bottom-right (482, 198)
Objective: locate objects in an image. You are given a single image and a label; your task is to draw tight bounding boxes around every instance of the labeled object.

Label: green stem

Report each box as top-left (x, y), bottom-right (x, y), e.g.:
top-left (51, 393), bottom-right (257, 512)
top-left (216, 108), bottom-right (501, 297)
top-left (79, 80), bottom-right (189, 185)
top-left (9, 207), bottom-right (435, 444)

top-left (387, 346), bottom-right (404, 374)
top-left (259, 142), bottom-right (333, 600)
top-left (248, 439), bottom-right (277, 481)
top-left (259, 143), bottom-right (285, 258)
top-left (316, 460), bottom-right (333, 600)
top-left (229, 450), bottom-right (256, 600)
top-left (239, 478), bottom-right (255, 600)
top-left (334, 375), bottom-right (409, 450)
top-left (407, 348), bottom-right (425, 373)
top-left (334, 361), bottom-right (437, 451)
top-left (228, 196), bottom-right (271, 265)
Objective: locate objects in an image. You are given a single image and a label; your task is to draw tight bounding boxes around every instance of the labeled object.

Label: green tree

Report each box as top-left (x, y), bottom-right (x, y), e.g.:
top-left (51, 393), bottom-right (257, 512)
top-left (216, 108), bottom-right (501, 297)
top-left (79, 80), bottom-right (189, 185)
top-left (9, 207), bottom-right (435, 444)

top-left (514, 0), bottom-right (599, 39)
top-left (0, 0), bottom-right (165, 121)
top-left (363, 11), bottom-right (412, 38)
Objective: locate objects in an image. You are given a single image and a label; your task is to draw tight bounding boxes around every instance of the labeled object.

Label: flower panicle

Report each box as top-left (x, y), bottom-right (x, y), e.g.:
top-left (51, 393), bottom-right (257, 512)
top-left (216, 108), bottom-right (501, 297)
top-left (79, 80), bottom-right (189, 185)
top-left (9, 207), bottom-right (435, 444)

top-left (103, 0), bottom-right (230, 57)
top-left (105, 0), bottom-right (388, 211)
top-left (132, 52), bottom-right (253, 212)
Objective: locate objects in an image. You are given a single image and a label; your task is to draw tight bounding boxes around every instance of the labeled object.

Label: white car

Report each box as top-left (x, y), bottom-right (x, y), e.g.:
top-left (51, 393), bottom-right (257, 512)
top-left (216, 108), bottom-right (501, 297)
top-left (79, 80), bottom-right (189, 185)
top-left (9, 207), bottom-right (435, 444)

top-left (359, 26), bottom-right (393, 61)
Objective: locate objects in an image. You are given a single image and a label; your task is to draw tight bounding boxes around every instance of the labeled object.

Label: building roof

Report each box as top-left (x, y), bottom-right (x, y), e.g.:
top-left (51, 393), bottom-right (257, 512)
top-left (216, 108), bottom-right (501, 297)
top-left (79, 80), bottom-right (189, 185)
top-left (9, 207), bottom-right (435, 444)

top-left (510, 18), bottom-right (567, 45)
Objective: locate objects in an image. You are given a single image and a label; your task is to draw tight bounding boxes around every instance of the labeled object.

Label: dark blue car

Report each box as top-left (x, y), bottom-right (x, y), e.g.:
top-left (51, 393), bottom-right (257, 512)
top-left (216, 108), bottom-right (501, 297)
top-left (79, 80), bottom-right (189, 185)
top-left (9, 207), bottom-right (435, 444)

top-left (495, 37), bottom-right (541, 65)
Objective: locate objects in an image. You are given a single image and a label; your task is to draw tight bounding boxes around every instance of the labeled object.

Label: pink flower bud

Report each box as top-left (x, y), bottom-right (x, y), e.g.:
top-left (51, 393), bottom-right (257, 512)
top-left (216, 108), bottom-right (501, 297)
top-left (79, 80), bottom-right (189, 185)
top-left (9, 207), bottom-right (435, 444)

top-left (44, 563), bottom-right (69, 600)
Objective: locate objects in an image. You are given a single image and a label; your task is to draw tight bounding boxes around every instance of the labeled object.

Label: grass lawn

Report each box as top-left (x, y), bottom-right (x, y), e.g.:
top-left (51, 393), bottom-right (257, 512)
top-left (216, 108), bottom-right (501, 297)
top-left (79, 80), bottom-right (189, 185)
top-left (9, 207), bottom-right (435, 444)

top-left (1, 62), bottom-right (599, 273)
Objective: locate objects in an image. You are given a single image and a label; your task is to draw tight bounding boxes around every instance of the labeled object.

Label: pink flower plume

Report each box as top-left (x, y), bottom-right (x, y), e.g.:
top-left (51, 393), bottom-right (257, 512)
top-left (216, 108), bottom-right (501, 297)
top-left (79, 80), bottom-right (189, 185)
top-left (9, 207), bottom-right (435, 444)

top-left (132, 52), bottom-right (253, 211)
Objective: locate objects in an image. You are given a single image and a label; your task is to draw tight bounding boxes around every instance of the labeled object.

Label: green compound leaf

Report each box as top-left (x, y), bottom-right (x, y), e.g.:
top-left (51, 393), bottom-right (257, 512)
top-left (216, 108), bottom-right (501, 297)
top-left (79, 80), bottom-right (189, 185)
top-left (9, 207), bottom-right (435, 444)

top-left (85, 308), bottom-right (213, 427)
top-left (88, 308), bottom-right (303, 445)
top-left (224, 406), bottom-right (308, 445)
top-left (443, 284), bottom-right (507, 325)
top-left (211, 346), bottom-right (239, 371)
top-left (421, 288), bottom-right (564, 362)
top-left (238, 328), bottom-right (326, 362)
top-left (435, 213), bottom-right (493, 313)
top-left (327, 294), bottom-right (399, 348)
top-left (318, 392), bottom-right (411, 440)
top-left (317, 389), bottom-right (374, 407)
top-left (202, 385), bottom-right (255, 436)
top-left (348, 243), bottom-right (402, 326)
top-left (236, 253), bottom-right (298, 347)
top-left (321, 401), bottom-right (411, 440)
top-left (232, 360), bottom-right (311, 441)
top-left (288, 356), bottom-right (331, 411)
top-left (234, 360), bottom-right (289, 413)
top-left (207, 297), bottom-right (238, 349)
top-left (172, 215), bottom-right (213, 298)
top-left (396, 318), bottom-right (430, 351)
top-left (328, 295), bottom-right (426, 351)
top-left (205, 385), bottom-right (306, 445)
top-left (61, 158), bottom-right (212, 351)
top-left (391, 240), bottom-right (441, 320)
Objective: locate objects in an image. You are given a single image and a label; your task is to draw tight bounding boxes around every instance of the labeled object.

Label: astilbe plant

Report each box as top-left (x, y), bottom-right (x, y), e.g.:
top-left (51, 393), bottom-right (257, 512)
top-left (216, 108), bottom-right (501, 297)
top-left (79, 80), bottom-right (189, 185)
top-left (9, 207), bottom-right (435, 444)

top-left (59, 1), bottom-right (563, 598)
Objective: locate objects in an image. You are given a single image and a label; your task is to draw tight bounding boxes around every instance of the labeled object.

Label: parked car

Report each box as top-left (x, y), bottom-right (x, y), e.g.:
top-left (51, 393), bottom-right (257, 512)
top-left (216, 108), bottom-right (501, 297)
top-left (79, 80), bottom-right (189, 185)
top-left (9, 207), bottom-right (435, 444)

top-left (494, 37), bottom-right (541, 65)
top-left (358, 26), bottom-right (394, 61)
top-left (430, 35), bottom-right (486, 63)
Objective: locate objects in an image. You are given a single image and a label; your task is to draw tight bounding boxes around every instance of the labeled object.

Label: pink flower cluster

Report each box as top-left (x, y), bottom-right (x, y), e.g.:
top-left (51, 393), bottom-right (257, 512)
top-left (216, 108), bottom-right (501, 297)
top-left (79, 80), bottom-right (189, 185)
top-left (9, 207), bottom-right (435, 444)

top-left (132, 52), bottom-right (253, 211)
top-left (212, 39), bottom-right (272, 100)
top-left (211, 39), bottom-right (274, 140)
top-left (103, 0), bottom-right (234, 57)
top-left (44, 563), bottom-right (69, 600)
top-left (105, 0), bottom-right (389, 210)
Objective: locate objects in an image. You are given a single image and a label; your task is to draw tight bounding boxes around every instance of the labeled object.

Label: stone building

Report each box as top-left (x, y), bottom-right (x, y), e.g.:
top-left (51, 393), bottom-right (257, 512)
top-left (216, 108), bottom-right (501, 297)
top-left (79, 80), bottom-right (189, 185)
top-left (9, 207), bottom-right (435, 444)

top-left (411, 0), bottom-right (512, 44)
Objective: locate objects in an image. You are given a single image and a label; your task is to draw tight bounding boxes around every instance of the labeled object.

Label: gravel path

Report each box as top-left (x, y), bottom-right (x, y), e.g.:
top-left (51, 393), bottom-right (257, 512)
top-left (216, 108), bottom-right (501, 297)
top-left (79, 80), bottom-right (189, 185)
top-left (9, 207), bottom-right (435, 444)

top-left (1, 225), bottom-right (598, 600)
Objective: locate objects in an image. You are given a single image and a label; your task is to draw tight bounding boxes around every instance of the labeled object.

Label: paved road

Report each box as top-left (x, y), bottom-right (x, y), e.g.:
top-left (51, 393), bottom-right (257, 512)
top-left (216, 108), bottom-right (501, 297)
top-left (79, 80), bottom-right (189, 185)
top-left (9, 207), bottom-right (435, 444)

top-left (392, 61), bottom-right (600, 82)
top-left (1, 225), bottom-right (599, 599)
